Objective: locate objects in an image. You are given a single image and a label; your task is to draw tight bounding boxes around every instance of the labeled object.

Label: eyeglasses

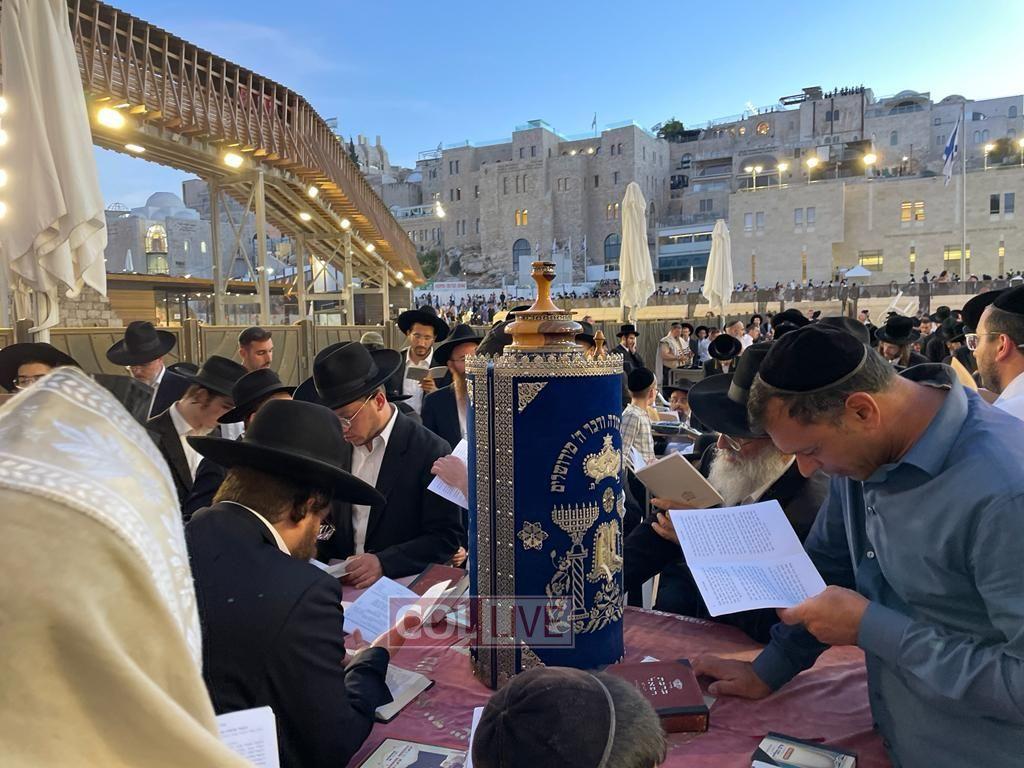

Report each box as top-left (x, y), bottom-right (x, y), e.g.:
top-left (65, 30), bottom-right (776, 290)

top-left (721, 434), bottom-right (755, 452)
top-left (966, 332), bottom-right (1000, 351)
top-left (410, 332), bottom-right (435, 342)
top-left (316, 522), bottom-right (336, 541)
top-left (337, 395), bottom-right (372, 429)
top-left (13, 375), bottom-right (46, 390)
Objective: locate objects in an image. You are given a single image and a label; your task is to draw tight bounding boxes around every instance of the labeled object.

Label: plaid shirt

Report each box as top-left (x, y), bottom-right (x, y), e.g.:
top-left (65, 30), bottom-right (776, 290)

top-left (621, 403), bottom-right (655, 469)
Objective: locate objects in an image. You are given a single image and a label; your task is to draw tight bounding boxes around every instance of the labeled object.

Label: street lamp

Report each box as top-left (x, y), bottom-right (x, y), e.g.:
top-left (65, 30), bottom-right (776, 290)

top-left (984, 143), bottom-right (995, 171)
top-left (743, 164), bottom-right (763, 189)
top-left (777, 161), bottom-right (789, 187)
top-left (805, 156), bottom-right (819, 184)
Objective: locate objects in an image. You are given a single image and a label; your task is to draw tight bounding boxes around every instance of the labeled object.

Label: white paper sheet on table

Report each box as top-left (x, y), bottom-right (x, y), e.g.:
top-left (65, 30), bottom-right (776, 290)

top-left (343, 577), bottom-right (452, 641)
top-left (216, 706), bottom-right (280, 768)
top-left (669, 500), bottom-right (826, 616)
top-left (465, 706), bottom-right (485, 768)
top-left (427, 438), bottom-right (469, 509)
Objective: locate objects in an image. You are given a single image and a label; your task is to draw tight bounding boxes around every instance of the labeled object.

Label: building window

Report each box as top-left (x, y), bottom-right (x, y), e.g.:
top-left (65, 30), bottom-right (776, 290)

top-left (680, 153), bottom-right (692, 169)
top-left (183, 241), bottom-right (189, 252)
top-left (200, 241), bottom-right (207, 254)
top-left (145, 224), bottom-right (168, 254)
top-left (512, 238), bottom-right (531, 275)
top-left (603, 233), bottom-right (621, 271)
top-left (999, 241), bottom-right (1006, 274)
top-left (991, 194), bottom-right (1001, 215)
top-left (794, 208), bottom-right (804, 226)
top-left (755, 211), bottom-right (765, 230)
top-left (642, 146), bottom-right (646, 160)
top-left (1010, 106), bottom-right (1019, 118)
top-left (858, 250), bottom-right (884, 269)
top-left (531, 145), bottom-right (536, 157)
top-left (1006, 192), bottom-right (1016, 214)
top-left (943, 245), bottom-right (971, 273)
top-left (973, 130), bottom-right (981, 144)
top-left (756, 121), bottom-right (770, 136)
top-left (890, 130), bottom-right (898, 146)
top-left (617, 143), bottom-right (623, 154)
top-left (900, 201), bottom-right (912, 222)
top-left (475, 218), bottom-right (480, 234)
top-left (519, 147), bottom-right (525, 160)
top-left (744, 212), bottom-right (753, 232)
top-left (474, 185), bottom-right (479, 198)
top-left (806, 207), bottom-right (816, 225)
top-left (699, 198), bottom-right (713, 213)
top-left (914, 201), bottom-right (925, 221)
top-left (449, 189), bottom-right (454, 202)
top-left (503, 177), bottom-right (509, 194)
top-left (934, 117), bottom-right (942, 126)
top-left (456, 188), bottom-right (462, 201)
top-left (909, 246), bottom-right (916, 273)
top-left (514, 209), bottom-right (529, 227)
top-left (982, 129), bottom-right (990, 142)
top-left (613, 171), bottom-right (620, 185)
top-left (594, 175), bottom-right (600, 188)
top-left (801, 249), bottom-right (808, 281)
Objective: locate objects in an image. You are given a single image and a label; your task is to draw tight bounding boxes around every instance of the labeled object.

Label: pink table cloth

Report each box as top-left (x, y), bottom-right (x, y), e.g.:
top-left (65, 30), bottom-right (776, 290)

top-left (347, 605), bottom-right (891, 767)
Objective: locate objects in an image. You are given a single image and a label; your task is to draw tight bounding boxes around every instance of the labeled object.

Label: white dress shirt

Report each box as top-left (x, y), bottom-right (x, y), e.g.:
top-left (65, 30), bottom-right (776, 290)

top-left (168, 402), bottom-right (212, 480)
top-left (222, 501), bottom-right (290, 555)
top-left (350, 404), bottom-right (399, 554)
top-left (146, 364), bottom-right (166, 418)
top-left (401, 348), bottom-right (433, 413)
top-left (995, 371), bottom-right (1024, 422)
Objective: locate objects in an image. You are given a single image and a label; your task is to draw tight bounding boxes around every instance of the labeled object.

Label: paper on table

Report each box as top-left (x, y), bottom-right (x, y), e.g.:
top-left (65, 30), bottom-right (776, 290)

top-left (669, 500), bottom-right (826, 616)
top-left (427, 438), bottom-right (469, 509)
top-left (343, 577), bottom-right (452, 641)
top-left (216, 706), bottom-right (280, 768)
top-left (465, 706), bottom-right (485, 768)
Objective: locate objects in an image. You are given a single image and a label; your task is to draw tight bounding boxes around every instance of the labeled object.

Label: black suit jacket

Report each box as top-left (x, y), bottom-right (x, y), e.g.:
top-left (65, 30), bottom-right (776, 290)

top-left (186, 502), bottom-right (391, 768)
top-left (182, 457), bottom-right (227, 522)
top-left (623, 452), bottom-right (829, 641)
top-left (93, 373), bottom-right (154, 425)
top-left (317, 408), bottom-right (463, 575)
top-left (146, 408), bottom-right (194, 509)
top-left (702, 359), bottom-right (736, 378)
top-left (150, 368), bottom-right (191, 418)
top-left (421, 385), bottom-right (462, 449)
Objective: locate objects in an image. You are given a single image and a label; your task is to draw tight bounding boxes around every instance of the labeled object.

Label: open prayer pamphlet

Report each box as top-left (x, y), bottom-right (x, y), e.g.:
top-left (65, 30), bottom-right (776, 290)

top-left (669, 500), bottom-right (826, 616)
top-left (343, 577), bottom-right (453, 640)
top-left (428, 438), bottom-right (470, 509)
top-left (631, 448), bottom-right (724, 508)
top-left (216, 706), bottom-right (280, 768)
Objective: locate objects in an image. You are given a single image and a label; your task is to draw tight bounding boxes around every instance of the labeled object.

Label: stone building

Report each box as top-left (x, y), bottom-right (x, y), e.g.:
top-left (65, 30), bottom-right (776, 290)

top-left (659, 85), bottom-right (1024, 284)
top-left (388, 120), bottom-right (670, 288)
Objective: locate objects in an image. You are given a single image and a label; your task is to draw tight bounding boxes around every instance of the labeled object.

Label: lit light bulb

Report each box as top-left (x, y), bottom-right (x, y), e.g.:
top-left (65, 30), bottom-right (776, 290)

top-left (307, 186), bottom-right (319, 198)
top-left (365, 243), bottom-right (376, 253)
top-left (340, 218), bottom-right (351, 230)
top-left (299, 212), bottom-right (312, 222)
top-left (97, 107), bottom-right (125, 129)
top-left (223, 152), bottom-right (244, 169)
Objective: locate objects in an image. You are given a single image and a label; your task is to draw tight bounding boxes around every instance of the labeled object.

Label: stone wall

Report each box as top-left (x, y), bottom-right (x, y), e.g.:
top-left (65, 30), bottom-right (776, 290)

top-left (58, 285), bottom-right (123, 328)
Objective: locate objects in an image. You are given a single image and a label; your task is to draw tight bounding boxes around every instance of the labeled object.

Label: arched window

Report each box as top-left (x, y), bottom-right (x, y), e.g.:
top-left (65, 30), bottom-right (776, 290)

top-left (680, 153), bottom-right (692, 169)
top-left (890, 130), bottom-right (898, 146)
top-left (974, 130), bottom-right (982, 144)
top-left (1009, 105), bottom-right (1018, 118)
top-left (982, 129), bottom-right (990, 141)
top-left (145, 224), bottom-right (168, 254)
top-left (604, 233), bottom-right (621, 271)
top-left (648, 201), bottom-right (656, 229)
top-left (512, 238), bottom-right (531, 276)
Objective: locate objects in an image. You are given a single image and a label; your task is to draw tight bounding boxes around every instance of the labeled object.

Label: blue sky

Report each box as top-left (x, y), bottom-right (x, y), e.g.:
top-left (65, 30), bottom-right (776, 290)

top-left (97, 0), bottom-right (1024, 207)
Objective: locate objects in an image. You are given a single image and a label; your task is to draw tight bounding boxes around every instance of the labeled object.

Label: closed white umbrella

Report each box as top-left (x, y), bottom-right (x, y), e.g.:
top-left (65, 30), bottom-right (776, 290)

top-left (618, 181), bottom-right (656, 323)
top-left (124, 248), bottom-right (134, 273)
top-left (0, 0), bottom-right (107, 338)
top-left (702, 219), bottom-right (733, 323)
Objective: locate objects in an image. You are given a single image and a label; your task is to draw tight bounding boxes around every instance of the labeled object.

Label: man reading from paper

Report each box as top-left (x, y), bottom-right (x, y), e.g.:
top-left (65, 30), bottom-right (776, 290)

top-left (694, 325), bottom-right (1024, 768)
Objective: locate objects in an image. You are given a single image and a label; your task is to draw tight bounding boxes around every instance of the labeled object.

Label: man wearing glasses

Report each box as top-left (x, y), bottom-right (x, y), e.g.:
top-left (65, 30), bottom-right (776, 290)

top-left (964, 286), bottom-right (1024, 421)
top-left (622, 343), bottom-right (828, 640)
top-left (0, 343), bottom-right (78, 394)
top-left (313, 342), bottom-right (462, 588)
top-left (389, 305), bottom-right (451, 414)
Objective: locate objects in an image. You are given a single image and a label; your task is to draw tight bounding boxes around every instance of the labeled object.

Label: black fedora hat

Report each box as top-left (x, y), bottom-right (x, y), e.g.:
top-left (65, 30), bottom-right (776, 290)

top-left (817, 315), bottom-right (871, 345)
top-left (662, 382), bottom-right (692, 398)
top-left (433, 323), bottom-right (483, 367)
top-left (929, 305), bottom-right (952, 323)
top-left (680, 322), bottom-right (694, 333)
top-left (689, 343), bottom-right (772, 439)
top-left (694, 325), bottom-right (710, 336)
top-left (397, 305), bottom-right (450, 342)
top-left (314, 342), bottom-right (402, 410)
top-left (708, 333), bottom-right (742, 361)
top-left (575, 320), bottom-right (596, 346)
top-left (189, 400), bottom-right (384, 505)
top-left (106, 321), bottom-right (177, 366)
top-left (180, 355), bottom-right (248, 398)
top-left (0, 343), bottom-right (79, 392)
top-left (167, 361), bottom-right (199, 376)
top-left (616, 324), bottom-right (639, 338)
top-left (875, 315), bottom-right (920, 346)
top-left (218, 368), bottom-right (295, 424)
top-left (962, 289), bottom-right (1005, 332)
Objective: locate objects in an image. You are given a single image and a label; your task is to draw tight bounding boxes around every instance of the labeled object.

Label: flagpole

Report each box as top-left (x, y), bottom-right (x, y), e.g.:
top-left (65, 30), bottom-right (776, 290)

top-left (961, 102), bottom-right (967, 280)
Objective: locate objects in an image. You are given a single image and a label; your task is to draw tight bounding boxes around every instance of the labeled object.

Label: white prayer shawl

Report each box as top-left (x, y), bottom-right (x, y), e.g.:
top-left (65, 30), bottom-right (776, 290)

top-left (0, 368), bottom-right (251, 767)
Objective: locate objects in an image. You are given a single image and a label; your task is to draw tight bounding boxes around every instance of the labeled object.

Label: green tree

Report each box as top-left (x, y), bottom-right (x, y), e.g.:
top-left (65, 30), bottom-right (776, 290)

top-left (419, 249), bottom-right (440, 280)
top-left (348, 137), bottom-right (360, 165)
top-left (657, 118), bottom-right (688, 143)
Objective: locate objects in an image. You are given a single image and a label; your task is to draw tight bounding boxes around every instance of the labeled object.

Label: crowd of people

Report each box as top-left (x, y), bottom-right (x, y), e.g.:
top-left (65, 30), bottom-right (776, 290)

top-left (3, 283), bottom-right (1024, 767)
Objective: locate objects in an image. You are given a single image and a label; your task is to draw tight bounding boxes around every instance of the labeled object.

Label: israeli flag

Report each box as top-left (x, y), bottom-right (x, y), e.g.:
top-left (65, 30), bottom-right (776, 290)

top-left (943, 114), bottom-right (961, 186)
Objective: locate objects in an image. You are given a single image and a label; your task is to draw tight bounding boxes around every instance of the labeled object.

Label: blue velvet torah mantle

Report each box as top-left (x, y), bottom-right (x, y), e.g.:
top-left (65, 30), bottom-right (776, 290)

top-left (466, 351), bottom-right (625, 689)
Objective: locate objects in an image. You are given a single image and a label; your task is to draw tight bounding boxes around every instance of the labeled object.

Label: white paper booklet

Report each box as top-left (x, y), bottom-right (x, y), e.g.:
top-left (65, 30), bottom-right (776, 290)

top-left (427, 438), bottom-right (470, 509)
top-left (216, 706), bottom-right (280, 768)
top-left (669, 500), bottom-right (826, 616)
top-left (343, 577), bottom-right (452, 641)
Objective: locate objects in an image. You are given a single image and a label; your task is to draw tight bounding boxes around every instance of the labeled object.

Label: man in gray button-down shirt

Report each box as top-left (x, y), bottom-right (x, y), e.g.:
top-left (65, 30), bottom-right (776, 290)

top-left (694, 325), bottom-right (1024, 768)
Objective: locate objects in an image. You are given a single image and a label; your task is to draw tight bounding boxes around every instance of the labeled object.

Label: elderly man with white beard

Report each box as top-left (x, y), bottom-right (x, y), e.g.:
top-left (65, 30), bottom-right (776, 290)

top-left (622, 343), bottom-right (829, 641)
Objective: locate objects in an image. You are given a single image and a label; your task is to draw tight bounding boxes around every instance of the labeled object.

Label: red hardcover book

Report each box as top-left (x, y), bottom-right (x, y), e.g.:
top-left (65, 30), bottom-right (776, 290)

top-left (604, 660), bottom-right (710, 733)
top-left (408, 564), bottom-right (468, 596)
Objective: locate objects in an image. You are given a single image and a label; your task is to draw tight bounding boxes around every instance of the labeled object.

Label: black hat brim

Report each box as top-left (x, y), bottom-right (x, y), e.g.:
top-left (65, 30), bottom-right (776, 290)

top-left (875, 328), bottom-right (920, 345)
top-left (106, 330), bottom-right (177, 366)
top-left (218, 383), bottom-right (296, 424)
top-left (179, 370), bottom-right (238, 398)
top-left (0, 344), bottom-right (79, 392)
top-left (433, 333), bottom-right (483, 367)
top-left (319, 348), bottom-right (402, 410)
top-left (187, 436), bottom-right (384, 506)
top-left (709, 335), bottom-right (743, 361)
top-left (397, 309), bottom-right (450, 342)
top-left (688, 373), bottom-right (763, 439)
